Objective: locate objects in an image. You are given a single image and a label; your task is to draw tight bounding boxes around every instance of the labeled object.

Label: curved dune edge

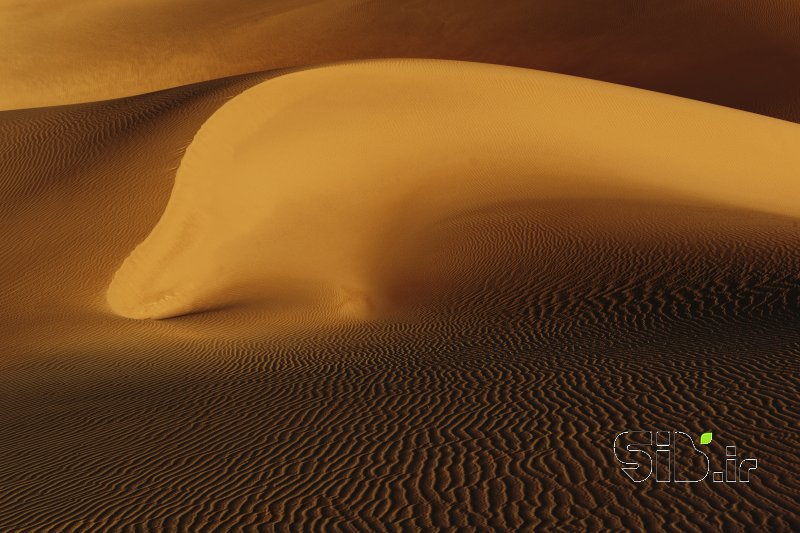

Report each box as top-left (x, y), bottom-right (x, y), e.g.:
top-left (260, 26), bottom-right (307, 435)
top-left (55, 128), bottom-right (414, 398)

top-left (106, 59), bottom-right (800, 320)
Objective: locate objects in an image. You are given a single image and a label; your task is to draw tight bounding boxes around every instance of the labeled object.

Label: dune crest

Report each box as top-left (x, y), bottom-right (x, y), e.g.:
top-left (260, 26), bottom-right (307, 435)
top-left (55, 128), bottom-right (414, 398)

top-left (106, 60), bottom-right (800, 320)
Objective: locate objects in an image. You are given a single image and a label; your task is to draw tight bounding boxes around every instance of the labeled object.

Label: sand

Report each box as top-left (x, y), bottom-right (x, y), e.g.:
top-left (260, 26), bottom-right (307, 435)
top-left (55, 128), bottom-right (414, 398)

top-left (2, 1), bottom-right (800, 122)
top-left (107, 60), bottom-right (800, 320)
top-left (1, 2), bottom-right (799, 532)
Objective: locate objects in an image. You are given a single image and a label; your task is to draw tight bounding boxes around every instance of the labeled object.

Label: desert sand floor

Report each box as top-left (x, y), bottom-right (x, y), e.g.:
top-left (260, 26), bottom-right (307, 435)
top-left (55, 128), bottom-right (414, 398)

top-left (1, 59), bottom-right (798, 530)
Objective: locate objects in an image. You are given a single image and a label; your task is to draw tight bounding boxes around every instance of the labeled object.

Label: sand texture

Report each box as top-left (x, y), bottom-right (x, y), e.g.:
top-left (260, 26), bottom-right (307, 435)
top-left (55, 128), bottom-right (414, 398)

top-left (3, 1), bottom-right (800, 122)
top-left (1, 2), bottom-right (799, 531)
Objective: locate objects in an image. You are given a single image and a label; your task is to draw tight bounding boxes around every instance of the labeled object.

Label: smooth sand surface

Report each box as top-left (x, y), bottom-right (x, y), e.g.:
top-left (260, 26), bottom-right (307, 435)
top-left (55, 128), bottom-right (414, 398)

top-left (2, 1), bottom-right (800, 122)
top-left (107, 60), bottom-right (800, 320)
top-left (2, 4), bottom-right (799, 532)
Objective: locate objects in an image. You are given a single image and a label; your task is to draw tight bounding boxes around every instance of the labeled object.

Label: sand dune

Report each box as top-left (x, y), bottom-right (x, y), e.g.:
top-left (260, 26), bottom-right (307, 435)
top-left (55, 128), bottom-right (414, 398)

top-left (3, 1), bottom-right (800, 122)
top-left (108, 60), bottom-right (800, 320)
top-left (2, 4), bottom-right (799, 532)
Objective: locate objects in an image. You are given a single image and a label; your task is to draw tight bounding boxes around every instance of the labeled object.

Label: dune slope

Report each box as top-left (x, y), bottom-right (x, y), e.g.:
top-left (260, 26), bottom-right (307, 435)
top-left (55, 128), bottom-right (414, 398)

top-left (2, 1), bottom-right (800, 123)
top-left (3, 195), bottom-right (799, 530)
top-left (107, 60), bottom-right (800, 320)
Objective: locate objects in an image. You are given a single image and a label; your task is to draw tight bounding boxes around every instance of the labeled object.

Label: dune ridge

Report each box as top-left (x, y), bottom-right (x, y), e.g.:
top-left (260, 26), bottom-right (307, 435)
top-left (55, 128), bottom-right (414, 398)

top-left (107, 59), bottom-right (800, 320)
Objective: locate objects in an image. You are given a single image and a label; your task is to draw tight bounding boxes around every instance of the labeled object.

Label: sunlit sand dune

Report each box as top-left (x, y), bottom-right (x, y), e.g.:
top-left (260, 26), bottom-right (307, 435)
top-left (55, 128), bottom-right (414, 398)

top-left (107, 60), bottom-right (800, 320)
top-left (2, 4), bottom-right (800, 531)
top-left (3, 1), bottom-right (800, 122)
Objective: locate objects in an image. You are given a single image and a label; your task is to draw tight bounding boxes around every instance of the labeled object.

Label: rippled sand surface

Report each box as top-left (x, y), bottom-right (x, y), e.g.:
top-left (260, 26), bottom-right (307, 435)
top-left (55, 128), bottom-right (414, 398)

top-left (1, 2), bottom-right (799, 531)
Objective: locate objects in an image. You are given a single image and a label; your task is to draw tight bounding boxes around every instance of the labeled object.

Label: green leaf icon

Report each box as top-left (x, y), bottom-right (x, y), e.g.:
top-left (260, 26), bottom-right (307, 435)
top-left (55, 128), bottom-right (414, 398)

top-left (700, 432), bottom-right (713, 445)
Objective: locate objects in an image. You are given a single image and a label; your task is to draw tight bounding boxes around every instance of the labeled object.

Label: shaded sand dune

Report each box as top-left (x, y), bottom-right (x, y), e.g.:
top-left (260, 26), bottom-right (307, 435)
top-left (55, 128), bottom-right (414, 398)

top-left (3, 1), bottom-right (800, 122)
top-left (108, 60), bottom-right (800, 320)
